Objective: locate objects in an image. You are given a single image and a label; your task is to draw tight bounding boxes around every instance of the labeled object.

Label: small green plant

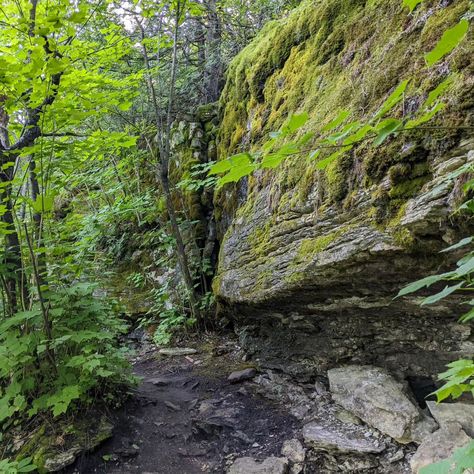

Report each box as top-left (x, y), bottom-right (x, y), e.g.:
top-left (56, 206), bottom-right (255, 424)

top-left (0, 283), bottom-right (134, 427)
top-left (177, 162), bottom-right (218, 192)
top-left (153, 309), bottom-right (194, 346)
top-left (146, 283), bottom-right (196, 346)
top-left (0, 457), bottom-right (36, 473)
top-left (127, 272), bottom-right (147, 289)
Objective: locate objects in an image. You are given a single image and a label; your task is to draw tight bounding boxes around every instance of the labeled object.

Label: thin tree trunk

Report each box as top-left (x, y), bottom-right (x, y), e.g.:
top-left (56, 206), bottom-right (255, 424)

top-left (137, 3), bottom-right (203, 323)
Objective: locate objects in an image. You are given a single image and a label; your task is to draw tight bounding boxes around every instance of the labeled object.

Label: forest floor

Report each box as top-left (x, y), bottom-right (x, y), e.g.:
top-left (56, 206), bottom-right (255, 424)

top-left (66, 333), bottom-right (299, 473)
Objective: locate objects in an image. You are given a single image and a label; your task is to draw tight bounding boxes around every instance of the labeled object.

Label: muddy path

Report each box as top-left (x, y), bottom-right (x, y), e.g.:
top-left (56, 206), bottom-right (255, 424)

top-left (67, 337), bottom-right (299, 473)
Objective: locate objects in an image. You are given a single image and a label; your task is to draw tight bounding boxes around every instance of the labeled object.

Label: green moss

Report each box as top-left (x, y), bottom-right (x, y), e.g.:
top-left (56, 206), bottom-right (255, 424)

top-left (216, 0), bottom-right (471, 219)
top-left (284, 270), bottom-right (306, 285)
top-left (294, 227), bottom-right (347, 264)
top-left (325, 152), bottom-right (353, 203)
top-left (247, 221), bottom-right (273, 260)
top-left (196, 102), bottom-right (218, 122)
top-left (393, 227), bottom-right (415, 248)
top-left (388, 176), bottom-right (429, 199)
top-left (13, 417), bottom-right (112, 474)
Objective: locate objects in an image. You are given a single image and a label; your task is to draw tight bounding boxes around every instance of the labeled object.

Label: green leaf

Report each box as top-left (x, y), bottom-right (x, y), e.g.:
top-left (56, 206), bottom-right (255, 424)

top-left (425, 19), bottom-right (469, 67)
top-left (49, 385), bottom-right (81, 417)
top-left (283, 112), bottom-right (309, 133)
top-left (69, 10), bottom-right (88, 24)
top-left (424, 75), bottom-right (455, 109)
top-left (297, 131), bottom-right (315, 147)
top-left (419, 459), bottom-right (453, 474)
top-left (405, 103), bottom-right (446, 129)
top-left (421, 282), bottom-right (464, 306)
top-left (17, 457), bottom-right (36, 473)
top-left (315, 146), bottom-right (352, 170)
top-left (326, 121), bottom-right (360, 144)
top-left (374, 80), bottom-right (409, 119)
top-left (440, 237), bottom-right (472, 253)
top-left (208, 159), bottom-right (232, 176)
top-left (456, 255), bottom-right (474, 277)
top-left (397, 273), bottom-right (452, 297)
top-left (29, 193), bottom-right (55, 213)
top-left (343, 124), bottom-right (373, 146)
top-left (216, 153), bottom-right (255, 187)
top-left (373, 119), bottom-right (402, 146)
top-left (308, 150), bottom-right (321, 161)
top-left (403, 0), bottom-right (423, 12)
top-left (459, 307), bottom-right (474, 323)
top-left (322, 110), bottom-right (350, 132)
top-left (261, 142), bottom-right (298, 169)
top-left (210, 153), bottom-right (253, 177)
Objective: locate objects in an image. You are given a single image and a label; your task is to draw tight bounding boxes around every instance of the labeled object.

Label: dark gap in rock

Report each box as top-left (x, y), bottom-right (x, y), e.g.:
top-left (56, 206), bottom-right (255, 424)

top-left (406, 376), bottom-right (437, 409)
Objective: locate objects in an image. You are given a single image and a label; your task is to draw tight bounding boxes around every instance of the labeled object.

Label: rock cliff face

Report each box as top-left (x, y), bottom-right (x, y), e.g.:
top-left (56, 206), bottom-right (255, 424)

top-left (211, 0), bottom-right (474, 380)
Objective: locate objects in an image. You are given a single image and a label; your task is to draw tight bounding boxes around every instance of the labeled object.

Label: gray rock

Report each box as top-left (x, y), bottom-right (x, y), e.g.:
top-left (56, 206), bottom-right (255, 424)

top-left (328, 366), bottom-right (437, 443)
top-left (147, 377), bottom-right (170, 386)
top-left (44, 418), bottom-right (113, 472)
top-left (335, 408), bottom-right (362, 425)
top-left (227, 457), bottom-right (289, 474)
top-left (232, 430), bottom-right (253, 444)
top-left (253, 371), bottom-right (312, 420)
top-left (302, 421), bottom-right (385, 454)
top-left (44, 446), bottom-right (82, 472)
top-left (387, 449), bottom-right (405, 464)
top-left (281, 439), bottom-right (306, 463)
top-left (192, 399), bottom-right (241, 437)
top-left (164, 401), bottom-right (181, 411)
top-left (427, 401), bottom-right (474, 437)
top-left (228, 368), bottom-right (257, 383)
top-left (410, 422), bottom-right (472, 473)
top-left (158, 348), bottom-right (198, 356)
top-left (290, 464), bottom-right (303, 474)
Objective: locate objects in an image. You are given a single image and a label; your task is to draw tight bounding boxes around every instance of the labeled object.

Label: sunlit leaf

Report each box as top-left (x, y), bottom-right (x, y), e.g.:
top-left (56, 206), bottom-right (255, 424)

top-left (373, 119), bottom-right (401, 146)
top-left (405, 103), bottom-right (446, 129)
top-left (403, 0), bottom-right (423, 12)
top-left (425, 19), bottom-right (469, 66)
top-left (322, 110), bottom-right (350, 132)
top-left (374, 80), bottom-right (409, 119)
top-left (283, 112), bottom-right (309, 133)
top-left (315, 146), bottom-right (352, 170)
top-left (424, 75), bottom-right (455, 109)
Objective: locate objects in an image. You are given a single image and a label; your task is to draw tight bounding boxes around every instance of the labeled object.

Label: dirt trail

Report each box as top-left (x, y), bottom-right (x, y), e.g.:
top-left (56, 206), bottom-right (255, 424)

top-left (67, 337), bottom-right (298, 473)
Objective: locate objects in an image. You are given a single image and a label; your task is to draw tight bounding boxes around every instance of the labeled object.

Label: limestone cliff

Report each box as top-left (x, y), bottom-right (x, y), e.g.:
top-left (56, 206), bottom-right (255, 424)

top-left (212, 0), bottom-right (474, 379)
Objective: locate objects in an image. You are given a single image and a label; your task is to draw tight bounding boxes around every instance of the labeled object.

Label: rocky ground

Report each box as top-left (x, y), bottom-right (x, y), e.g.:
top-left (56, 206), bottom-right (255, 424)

top-left (56, 332), bottom-right (473, 474)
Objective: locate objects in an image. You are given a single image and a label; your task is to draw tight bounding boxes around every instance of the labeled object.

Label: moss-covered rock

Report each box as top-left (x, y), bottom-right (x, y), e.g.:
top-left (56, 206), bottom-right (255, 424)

top-left (13, 416), bottom-right (113, 473)
top-left (212, 0), bottom-right (474, 378)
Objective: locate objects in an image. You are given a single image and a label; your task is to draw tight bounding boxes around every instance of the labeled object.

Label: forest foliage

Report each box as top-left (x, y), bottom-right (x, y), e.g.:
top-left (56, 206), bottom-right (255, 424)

top-left (0, 0), bottom-right (302, 466)
top-left (0, 0), bottom-right (473, 472)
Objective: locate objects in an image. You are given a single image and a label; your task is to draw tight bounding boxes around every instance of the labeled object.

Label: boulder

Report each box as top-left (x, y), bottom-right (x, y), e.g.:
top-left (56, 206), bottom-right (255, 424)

top-left (427, 401), bottom-right (474, 437)
top-left (227, 457), bottom-right (289, 474)
top-left (44, 446), bottom-right (82, 472)
top-left (328, 366), bottom-right (437, 443)
top-left (302, 421), bottom-right (385, 454)
top-left (281, 439), bottom-right (306, 463)
top-left (213, 0), bottom-right (474, 383)
top-left (228, 368), bottom-right (257, 383)
top-left (410, 422), bottom-right (472, 473)
top-left (158, 348), bottom-right (198, 356)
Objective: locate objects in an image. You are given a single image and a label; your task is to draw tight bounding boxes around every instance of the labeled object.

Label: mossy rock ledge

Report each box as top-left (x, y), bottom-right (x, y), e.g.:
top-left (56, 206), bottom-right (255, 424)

top-left (212, 0), bottom-right (474, 379)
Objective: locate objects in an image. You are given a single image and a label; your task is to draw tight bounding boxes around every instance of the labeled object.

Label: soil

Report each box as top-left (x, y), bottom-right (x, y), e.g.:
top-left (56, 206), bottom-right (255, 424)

top-left (66, 335), bottom-right (299, 473)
